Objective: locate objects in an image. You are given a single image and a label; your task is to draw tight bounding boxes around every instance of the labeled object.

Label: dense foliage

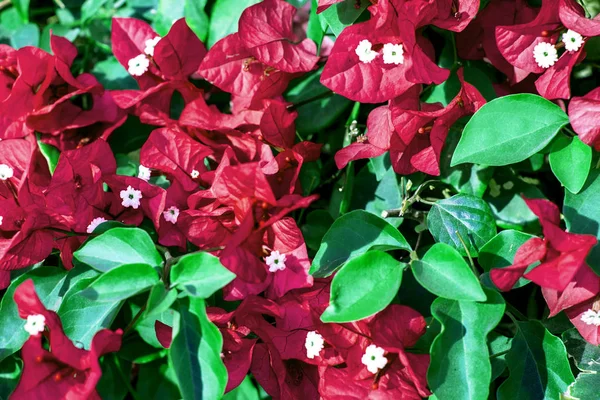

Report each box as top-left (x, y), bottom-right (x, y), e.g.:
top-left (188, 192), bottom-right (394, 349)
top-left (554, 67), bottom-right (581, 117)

top-left (2, 0), bottom-right (600, 399)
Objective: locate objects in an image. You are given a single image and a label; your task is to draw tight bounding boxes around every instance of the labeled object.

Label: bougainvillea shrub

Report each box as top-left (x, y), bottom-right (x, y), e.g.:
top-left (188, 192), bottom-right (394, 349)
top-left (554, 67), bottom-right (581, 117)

top-left (3, 0), bottom-right (600, 398)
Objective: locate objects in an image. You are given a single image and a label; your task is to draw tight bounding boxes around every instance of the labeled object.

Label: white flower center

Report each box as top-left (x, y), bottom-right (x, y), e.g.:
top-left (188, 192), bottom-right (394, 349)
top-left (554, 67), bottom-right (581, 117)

top-left (355, 39), bottom-right (378, 63)
top-left (265, 250), bottom-right (287, 272)
top-left (0, 164), bottom-right (14, 180)
top-left (144, 36), bottom-right (161, 56)
top-left (533, 42), bottom-right (558, 69)
top-left (190, 169), bottom-right (200, 179)
top-left (305, 331), bottom-right (325, 359)
top-left (24, 314), bottom-right (46, 336)
top-left (86, 217), bottom-right (107, 234)
top-left (120, 185), bottom-right (143, 209)
top-left (138, 165), bottom-right (152, 182)
top-left (163, 206), bottom-right (180, 224)
top-left (581, 309), bottom-right (600, 326)
top-left (562, 29), bottom-right (584, 52)
top-left (382, 43), bottom-right (404, 65)
top-left (361, 344), bottom-right (387, 374)
top-left (128, 54), bottom-right (150, 76)
top-left (0, 216), bottom-right (3, 226)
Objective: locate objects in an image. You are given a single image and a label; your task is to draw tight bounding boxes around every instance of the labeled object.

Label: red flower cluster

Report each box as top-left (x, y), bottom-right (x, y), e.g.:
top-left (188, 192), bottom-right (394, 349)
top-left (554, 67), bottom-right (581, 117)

top-left (11, 280), bottom-right (122, 399)
top-left (1, 0), bottom-right (430, 397)
top-left (490, 198), bottom-right (600, 345)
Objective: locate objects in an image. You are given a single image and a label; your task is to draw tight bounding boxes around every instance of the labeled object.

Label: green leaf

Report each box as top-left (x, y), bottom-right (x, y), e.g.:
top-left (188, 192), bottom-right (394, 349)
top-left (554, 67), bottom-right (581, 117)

top-left (12, 0), bottom-right (29, 23)
top-left (81, 0), bottom-right (110, 22)
top-left (137, 360), bottom-right (181, 399)
top-left (562, 328), bottom-right (600, 372)
top-left (320, 0), bottom-right (368, 36)
top-left (0, 267), bottom-right (68, 362)
top-left (307, 0), bottom-right (327, 52)
top-left (427, 193), bottom-right (497, 256)
top-left (310, 210), bottom-right (411, 277)
top-left (97, 354), bottom-right (132, 400)
top-left (153, 0), bottom-right (185, 36)
top-left (320, 250), bottom-right (403, 323)
top-left (58, 277), bottom-right (122, 347)
top-left (223, 375), bottom-right (260, 400)
top-left (479, 230), bottom-right (537, 289)
top-left (169, 298), bottom-right (227, 400)
top-left (351, 155), bottom-right (403, 222)
top-left (301, 210), bottom-right (334, 251)
top-left (489, 333), bottom-right (512, 380)
top-left (549, 135), bottom-right (592, 194)
top-left (10, 23), bottom-right (39, 49)
top-left (91, 58), bottom-right (138, 90)
top-left (170, 252), bottom-right (236, 298)
top-left (144, 283), bottom-right (178, 320)
top-left (564, 170), bottom-right (600, 273)
top-left (207, 0), bottom-right (260, 47)
top-left (0, 356), bottom-right (22, 399)
top-left (497, 321), bottom-right (575, 400)
top-left (428, 289), bottom-right (505, 400)
top-left (185, 0), bottom-right (209, 42)
top-left (565, 371), bottom-right (600, 400)
top-left (411, 243), bottom-right (486, 301)
top-left (74, 227), bottom-right (163, 272)
top-left (80, 263), bottom-right (159, 302)
top-left (37, 137), bottom-right (60, 174)
top-left (451, 94), bottom-right (569, 167)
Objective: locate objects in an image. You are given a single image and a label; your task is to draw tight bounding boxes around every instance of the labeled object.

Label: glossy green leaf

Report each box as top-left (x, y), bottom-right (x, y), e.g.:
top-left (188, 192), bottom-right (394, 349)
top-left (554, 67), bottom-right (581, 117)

top-left (0, 268), bottom-right (68, 362)
top-left (310, 210), bottom-right (411, 277)
top-left (207, 0), bottom-right (260, 47)
top-left (562, 328), bottom-right (600, 372)
top-left (479, 230), bottom-right (537, 289)
top-left (10, 23), bottom-right (39, 48)
top-left (549, 135), bottom-right (592, 194)
top-left (37, 136), bottom-right (60, 174)
top-left (451, 94), bottom-right (569, 166)
top-left (137, 360), bottom-right (181, 399)
top-left (74, 227), bottom-right (163, 272)
top-left (169, 298), bottom-right (227, 400)
top-left (301, 210), bottom-right (334, 251)
top-left (411, 243), bottom-right (486, 301)
top-left (489, 333), bottom-right (512, 381)
top-left (185, 0), bottom-right (209, 41)
top-left (58, 277), bottom-right (122, 347)
top-left (144, 283), bottom-right (178, 320)
top-left (12, 0), bottom-right (29, 23)
top-left (81, 0), bottom-right (109, 22)
top-left (91, 58), bottom-right (138, 90)
top-left (80, 263), bottom-right (159, 302)
top-left (427, 193), bottom-right (497, 256)
top-left (321, 250), bottom-right (403, 323)
top-left (0, 356), bottom-right (22, 399)
top-left (564, 170), bottom-right (600, 273)
top-left (153, 0), bottom-right (185, 36)
top-left (429, 289), bottom-right (505, 400)
top-left (564, 371), bottom-right (600, 399)
top-left (320, 0), bottom-right (368, 36)
top-left (170, 252), bottom-right (236, 298)
top-left (497, 321), bottom-right (575, 400)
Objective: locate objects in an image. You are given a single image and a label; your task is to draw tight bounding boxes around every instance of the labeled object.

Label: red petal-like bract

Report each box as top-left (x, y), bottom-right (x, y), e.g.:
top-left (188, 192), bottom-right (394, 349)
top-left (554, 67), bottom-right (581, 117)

top-left (569, 87), bottom-right (600, 150)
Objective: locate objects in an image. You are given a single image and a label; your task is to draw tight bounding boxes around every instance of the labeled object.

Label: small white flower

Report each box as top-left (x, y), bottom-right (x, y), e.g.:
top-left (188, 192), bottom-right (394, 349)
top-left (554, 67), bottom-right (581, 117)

top-left (24, 314), bottom-right (45, 335)
top-left (581, 309), bottom-right (600, 326)
top-left (0, 164), bottom-right (14, 180)
top-left (305, 331), bottom-right (325, 359)
top-left (86, 217), bottom-right (107, 234)
top-left (128, 54), bottom-right (150, 76)
top-left (0, 216), bottom-right (3, 226)
top-left (144, 36), bottom-right (161, 56)
top-left (382, 43), bottom-right (404, 65)
top-left (361, 344), bottom-right (387, 374)
top-left (163, 206), bottom-right (180, 224)
top-left (190, 169), bottom-right (200, 179)
top-left (265, 250), bottom-right (287, 272)
top-left (533, 42), bottom-right (558, 68)
top-left (138, 165), bottom-right (152, 182)
top-left (120, 185), bottom-right (143, 209)
top-left (355, 39), bottom-right (377, 63)
top-left (562, 29), bottom-right (584, 52)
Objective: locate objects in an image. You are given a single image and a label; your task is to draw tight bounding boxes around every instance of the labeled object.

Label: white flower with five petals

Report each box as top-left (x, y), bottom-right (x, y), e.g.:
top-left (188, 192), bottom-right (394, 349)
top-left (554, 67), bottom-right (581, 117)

top-left (120, 185), bottom-right (143, 209)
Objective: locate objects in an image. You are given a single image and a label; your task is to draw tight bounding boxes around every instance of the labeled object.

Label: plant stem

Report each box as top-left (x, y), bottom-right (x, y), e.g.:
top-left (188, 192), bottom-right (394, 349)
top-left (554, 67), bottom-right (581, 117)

top-left (123, 304), bottom-right (147, 335)
top-left (289, 90), bottom-right (334, 110)
top-left (455, 231), bottom-right (477, 275)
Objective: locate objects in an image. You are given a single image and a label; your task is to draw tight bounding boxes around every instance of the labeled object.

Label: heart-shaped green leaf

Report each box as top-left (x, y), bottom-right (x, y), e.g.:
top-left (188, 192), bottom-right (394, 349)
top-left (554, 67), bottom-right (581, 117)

top-left (411, 243), bottom-right (486, 301)
top-left (170, 252), bottom-right (236, 298)
top-left (320, 250), bottom-right (403, 323)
